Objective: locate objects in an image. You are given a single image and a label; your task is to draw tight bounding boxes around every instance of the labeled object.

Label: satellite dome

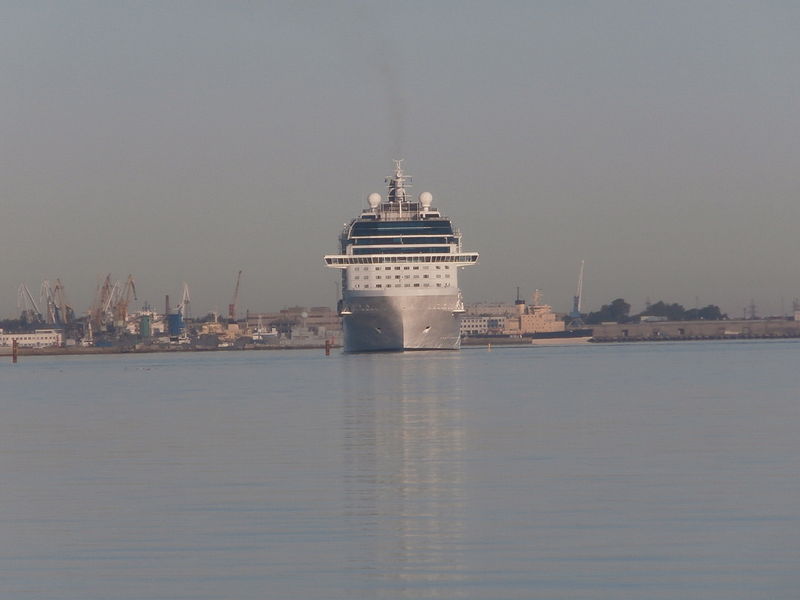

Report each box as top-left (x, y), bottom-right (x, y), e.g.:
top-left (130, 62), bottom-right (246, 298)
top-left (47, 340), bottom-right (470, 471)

top-left (368, 193), bottom-right (381, 209)
top-left (419, 192), bottom-right (433, 209)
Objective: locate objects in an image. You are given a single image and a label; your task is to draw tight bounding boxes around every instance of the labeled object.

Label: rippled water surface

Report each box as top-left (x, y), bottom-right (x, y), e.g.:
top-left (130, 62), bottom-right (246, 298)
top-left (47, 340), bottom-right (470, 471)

top-left (2, 340), bottom-right (799, 599)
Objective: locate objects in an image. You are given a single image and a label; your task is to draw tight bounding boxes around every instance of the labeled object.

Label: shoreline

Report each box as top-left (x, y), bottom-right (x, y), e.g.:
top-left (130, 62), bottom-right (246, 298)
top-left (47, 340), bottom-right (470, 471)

top-left (5, 328), bottom-right (800, 359)
top-left (0, 343), bottom-right (338, 358)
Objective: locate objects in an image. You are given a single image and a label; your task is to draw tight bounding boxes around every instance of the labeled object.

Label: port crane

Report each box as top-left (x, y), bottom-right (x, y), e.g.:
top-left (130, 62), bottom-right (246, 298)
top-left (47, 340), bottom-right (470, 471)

top-left (90, 274), bottom-right (112, 330)
top-left (112, 275), bottom-right (137, 327)
top-left (38, 279), bottom-right (75, 326)
top-left (41, 280), bottom-right (58, 325)
top-left (228, 270), bottom-right (242, 322)
top-left (90, 274), bottom-right (127, 331)
top-left (18, 283), bottom-right (42, 323)
top-left (178, 282), bottom-right (191, 320)
top-left (566, 260), bottom-right (585, 329)
top-left (52, 279), bottom-right (73, 324)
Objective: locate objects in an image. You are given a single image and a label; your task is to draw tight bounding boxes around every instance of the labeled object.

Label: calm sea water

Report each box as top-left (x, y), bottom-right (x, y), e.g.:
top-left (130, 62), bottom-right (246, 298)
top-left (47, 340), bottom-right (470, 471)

top-left (1, 340), bottom-right (799, 599)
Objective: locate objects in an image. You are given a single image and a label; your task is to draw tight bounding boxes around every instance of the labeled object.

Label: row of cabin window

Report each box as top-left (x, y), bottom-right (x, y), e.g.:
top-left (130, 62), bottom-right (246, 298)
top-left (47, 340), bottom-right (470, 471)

top-left (352, 283), bottom-right (451, 289)
top-left (352, 265), bottom-right (450, 271)
top-left (328, 255), bottom-right (477, 264)
top-left (353, 274), bottom-right (451, 280)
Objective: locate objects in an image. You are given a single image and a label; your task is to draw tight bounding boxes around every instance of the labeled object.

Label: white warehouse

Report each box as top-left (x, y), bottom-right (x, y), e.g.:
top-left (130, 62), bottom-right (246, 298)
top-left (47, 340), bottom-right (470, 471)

top-left (0, 329), bottom-right (63, 348)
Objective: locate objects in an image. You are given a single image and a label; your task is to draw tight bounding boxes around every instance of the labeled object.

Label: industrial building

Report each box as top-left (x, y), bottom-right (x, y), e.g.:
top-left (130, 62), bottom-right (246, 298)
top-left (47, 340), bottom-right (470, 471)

top-left (460, 316), bottom-right (506, 336)
top-left (0, 329), bottom-right (63, 348)
top-left (461, 290), bottom-right (565, 337)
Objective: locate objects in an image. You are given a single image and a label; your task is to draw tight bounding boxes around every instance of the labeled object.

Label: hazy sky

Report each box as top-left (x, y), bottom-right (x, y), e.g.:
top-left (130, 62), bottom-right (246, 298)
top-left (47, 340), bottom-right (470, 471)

top-left (3, 1), bottom-right (800, 318)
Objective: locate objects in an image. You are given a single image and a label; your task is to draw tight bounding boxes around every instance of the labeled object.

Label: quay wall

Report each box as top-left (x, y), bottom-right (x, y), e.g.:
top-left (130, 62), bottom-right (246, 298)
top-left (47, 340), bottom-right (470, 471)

top-left (591, 319), bottom-right (800, 342)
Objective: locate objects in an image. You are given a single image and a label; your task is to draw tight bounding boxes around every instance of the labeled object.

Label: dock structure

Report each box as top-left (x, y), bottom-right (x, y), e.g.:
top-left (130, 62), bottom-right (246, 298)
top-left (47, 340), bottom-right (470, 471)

top-left (590, 319), bottom-right (800, 342)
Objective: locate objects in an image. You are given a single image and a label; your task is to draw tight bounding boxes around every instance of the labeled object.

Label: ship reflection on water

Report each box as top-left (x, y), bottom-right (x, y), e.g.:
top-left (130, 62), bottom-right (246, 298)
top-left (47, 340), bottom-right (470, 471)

top-left (341, 352), bottom-right (468, 593)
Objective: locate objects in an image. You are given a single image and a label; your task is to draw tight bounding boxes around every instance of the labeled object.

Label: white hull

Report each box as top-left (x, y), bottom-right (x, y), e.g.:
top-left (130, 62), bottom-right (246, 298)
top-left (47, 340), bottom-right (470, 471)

top-left (342, 293), bottom-right (462, 352)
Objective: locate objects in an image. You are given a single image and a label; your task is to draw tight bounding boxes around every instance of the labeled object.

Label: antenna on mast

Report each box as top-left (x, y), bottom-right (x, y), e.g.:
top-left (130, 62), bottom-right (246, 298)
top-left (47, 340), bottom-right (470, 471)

top-left (386, 159), bottom-right (411, 204)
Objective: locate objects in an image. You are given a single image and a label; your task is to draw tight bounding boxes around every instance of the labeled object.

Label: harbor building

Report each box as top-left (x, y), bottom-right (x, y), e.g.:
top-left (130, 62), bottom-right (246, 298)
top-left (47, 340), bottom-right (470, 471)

top-left (460, 316), bottom-right (506, 336)
top-left (0, 329), bottom-right (63, 348)
top-left (461, 291), bottom-right (565, 337)
top-left (464, 303), bottom-right (516, 317)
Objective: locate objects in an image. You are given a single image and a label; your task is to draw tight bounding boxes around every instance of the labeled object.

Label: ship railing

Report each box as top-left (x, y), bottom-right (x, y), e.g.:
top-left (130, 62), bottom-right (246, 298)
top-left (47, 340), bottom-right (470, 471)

top-left (375, 202), bottom-right (425, 221)
top-left (325, 252), bottom-right (479, 267)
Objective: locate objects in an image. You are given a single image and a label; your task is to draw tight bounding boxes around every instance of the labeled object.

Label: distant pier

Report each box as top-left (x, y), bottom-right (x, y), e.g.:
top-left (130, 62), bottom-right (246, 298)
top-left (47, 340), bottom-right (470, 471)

top-left (589, 319), bottom-right (800, 342)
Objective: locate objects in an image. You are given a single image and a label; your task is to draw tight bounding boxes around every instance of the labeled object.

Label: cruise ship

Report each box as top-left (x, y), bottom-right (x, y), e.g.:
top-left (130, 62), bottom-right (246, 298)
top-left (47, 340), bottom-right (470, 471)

top-left (324, 161), bottom-right (478, 351)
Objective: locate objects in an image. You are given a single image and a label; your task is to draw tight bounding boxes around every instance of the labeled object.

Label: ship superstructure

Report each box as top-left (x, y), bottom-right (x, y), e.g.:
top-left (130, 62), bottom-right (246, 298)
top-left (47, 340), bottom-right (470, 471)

top-left (324, 161), bottom-right (478, 351)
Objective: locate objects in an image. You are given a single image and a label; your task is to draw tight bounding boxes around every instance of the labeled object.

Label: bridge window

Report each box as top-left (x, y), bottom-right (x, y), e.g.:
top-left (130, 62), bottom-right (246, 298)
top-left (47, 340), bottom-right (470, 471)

top-left (351, 221), bottom-right (454, 236)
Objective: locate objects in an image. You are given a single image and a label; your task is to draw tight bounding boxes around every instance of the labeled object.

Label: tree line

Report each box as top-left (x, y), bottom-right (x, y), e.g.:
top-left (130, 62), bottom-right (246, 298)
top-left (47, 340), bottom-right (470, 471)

top-left (585, 299), bottom-right (727, 325)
